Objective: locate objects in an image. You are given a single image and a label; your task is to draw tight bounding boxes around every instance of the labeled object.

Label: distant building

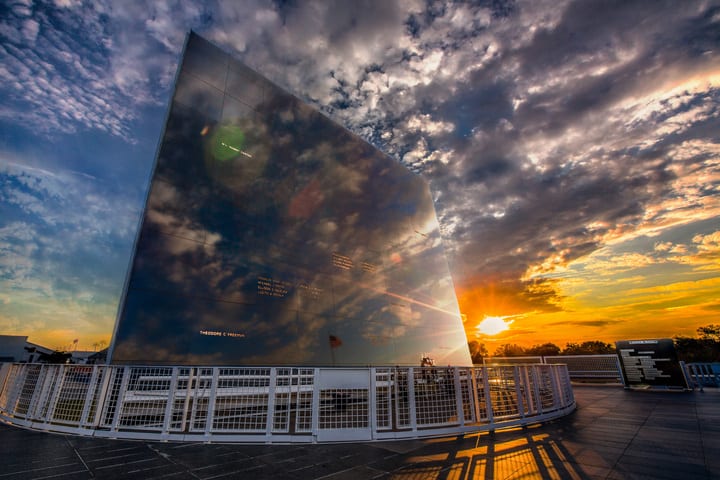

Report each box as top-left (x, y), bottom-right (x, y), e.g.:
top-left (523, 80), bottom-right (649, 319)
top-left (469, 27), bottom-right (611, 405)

top-left (0, 335), bottom-right (27, 362)
top-left (24, 341), bottom-right (55, 363)
top-left (68, 350), bottom-right (100, 365)
top-left (85, 348), bottom-right (108, 364)
top-left (0, 335), bottom-right (54, 363)
top-left (109, 32), bottom-right (471, 366)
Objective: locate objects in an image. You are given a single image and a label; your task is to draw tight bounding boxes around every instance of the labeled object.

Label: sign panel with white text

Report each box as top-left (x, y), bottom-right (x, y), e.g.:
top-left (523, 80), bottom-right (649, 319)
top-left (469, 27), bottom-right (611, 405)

top-left (615, 339), bottom-right (688, 389)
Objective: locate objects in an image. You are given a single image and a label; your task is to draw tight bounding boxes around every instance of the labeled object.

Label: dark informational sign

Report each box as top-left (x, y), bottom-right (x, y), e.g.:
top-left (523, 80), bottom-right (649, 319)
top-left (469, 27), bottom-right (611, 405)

top-left (615, 339), bottom-right (689, 389)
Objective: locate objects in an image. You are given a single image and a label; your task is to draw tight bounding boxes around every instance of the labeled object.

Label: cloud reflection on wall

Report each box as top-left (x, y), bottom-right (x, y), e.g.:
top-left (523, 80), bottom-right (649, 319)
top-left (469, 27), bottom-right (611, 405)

top-left (110, 33), bottom-right (471, 366)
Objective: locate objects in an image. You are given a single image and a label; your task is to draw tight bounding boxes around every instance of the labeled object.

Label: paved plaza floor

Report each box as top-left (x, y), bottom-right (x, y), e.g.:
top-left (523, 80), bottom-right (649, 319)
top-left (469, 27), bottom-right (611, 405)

top-left (1, 385), bottom-right (718, 479)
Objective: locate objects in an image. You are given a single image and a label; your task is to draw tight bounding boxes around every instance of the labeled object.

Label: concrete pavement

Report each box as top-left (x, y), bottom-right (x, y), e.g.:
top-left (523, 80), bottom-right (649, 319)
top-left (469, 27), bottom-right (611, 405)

top-left (1, 385), bottom-right (718, 479)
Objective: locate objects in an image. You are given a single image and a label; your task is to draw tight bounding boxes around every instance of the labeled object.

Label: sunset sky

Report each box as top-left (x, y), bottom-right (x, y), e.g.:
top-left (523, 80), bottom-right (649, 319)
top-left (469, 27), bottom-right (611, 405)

top-left (1, 0), bottom-right (719, 352)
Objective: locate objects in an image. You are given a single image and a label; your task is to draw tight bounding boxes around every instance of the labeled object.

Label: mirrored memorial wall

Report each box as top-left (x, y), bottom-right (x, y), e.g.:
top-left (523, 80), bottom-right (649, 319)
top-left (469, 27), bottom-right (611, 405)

top-left (110, 32), bottom-right (471, 366)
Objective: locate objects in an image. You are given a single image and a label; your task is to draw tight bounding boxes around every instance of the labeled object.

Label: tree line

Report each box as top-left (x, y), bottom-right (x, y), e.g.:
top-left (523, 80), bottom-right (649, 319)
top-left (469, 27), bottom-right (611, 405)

top-left (673, 324), bottom-right (720, 363)
top-left (467, 340), bottom-right (615, 364)
top-left (468, 324), bottom-right (720, 365)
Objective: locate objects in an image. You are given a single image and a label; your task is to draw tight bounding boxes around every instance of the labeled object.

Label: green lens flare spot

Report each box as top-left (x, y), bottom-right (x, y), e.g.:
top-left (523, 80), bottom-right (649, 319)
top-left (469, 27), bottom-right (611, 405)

top-left (211, 125), bottom-right (246, 161)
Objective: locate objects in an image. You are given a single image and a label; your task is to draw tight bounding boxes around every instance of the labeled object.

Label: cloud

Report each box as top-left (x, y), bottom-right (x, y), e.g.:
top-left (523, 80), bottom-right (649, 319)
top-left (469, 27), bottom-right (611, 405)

top-left (693, 230), bottom-right (720, 252)
top-left (1, 0), bottom-right (719, 344)
top-left (3, 2), bottom-right (716, 286)
top-left (422, 1), bottom-right (720, 301)
top-left (552, 319), bottom-right (623, 328)
top-left (0, 154), bottom-right (140, 310)
top-left (668, 230), bottom-right (720, 270)
top-left (0, 1), bottom-right (195, 140)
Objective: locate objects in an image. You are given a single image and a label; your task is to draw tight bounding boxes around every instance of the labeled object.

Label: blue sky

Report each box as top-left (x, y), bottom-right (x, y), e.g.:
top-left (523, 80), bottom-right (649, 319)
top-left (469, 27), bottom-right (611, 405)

top-left (1, 0), bottom-right (719, 351)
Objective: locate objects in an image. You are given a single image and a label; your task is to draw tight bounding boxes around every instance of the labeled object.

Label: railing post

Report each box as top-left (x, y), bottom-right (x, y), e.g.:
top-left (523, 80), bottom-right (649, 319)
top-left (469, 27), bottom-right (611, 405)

top-left (614, 355), bottom-right (625, 387)
top-left (45, 365), bottom-right (68, 423)
top-left (0, 364), bottom-right (18, 413)
top-left (13, 365), bottom-right (32, 416)
top-left (470, 367), bottom-right (481, 424)
top-left (483, 367), bottom-right (494, 428)
top-left (79, 366), bottom-right (100, 426)
top-left (111, 366), bottom-right (131, 432)
top-left (513, 366), bottom-right (525, 420)
top-left (369, 367), bottom-right (378, 438)
top-left (26, 365), bottom-right (51, 420)
top-left (311, 368), bottom-right (320, 441)
top-left (161, 367), bottom-right (180, 435)
top-left (563, 365), bottom-right (574, 404)
top-left (204, 367), bottom-right (219, 439)
top-left (407, 367), bottom-right (417, 432)
top-left (0, 363), bottom-right (13, 404)
top-left (188, 369), bottom-right (205, 433)
top-left (679, 361), bottom-right (696, 391)
top-left (453, 367), bottom-right (464, 425)
top-left (551, 365), bottom-right (565, 408)
top-left (266, 367), bottom-right (277, 441)
top-left (529, 366), bottom-right (541, 415)
top-left (90, 366), bottom-right (113, 427)
top-left (179, 367), bottom-right (195, 432)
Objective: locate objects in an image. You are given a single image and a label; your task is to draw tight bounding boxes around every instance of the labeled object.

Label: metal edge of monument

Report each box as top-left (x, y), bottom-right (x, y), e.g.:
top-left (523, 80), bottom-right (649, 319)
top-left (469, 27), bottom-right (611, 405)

top-left (615, 339), bottom-right (690, 390)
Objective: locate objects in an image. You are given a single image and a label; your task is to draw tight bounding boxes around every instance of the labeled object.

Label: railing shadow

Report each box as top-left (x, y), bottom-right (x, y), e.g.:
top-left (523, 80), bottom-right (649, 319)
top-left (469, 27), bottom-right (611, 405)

top-left (388, 426), bottom-right (594, 480)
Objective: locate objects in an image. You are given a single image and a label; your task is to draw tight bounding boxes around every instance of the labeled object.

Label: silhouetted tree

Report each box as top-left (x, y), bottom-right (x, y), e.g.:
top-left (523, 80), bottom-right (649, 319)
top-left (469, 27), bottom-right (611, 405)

top-left (468, 340), bottom-right (488, 364)
top-left (673, 336), bottom-right (720, 363)
top-left (494, 344), bottom-right (527, 357)
top-left (697, 324), bottom-right (720, 342)
top-left (562, 341), bottom-right (615, 355)
top-left (38, 350), bottom-right (72, 364)
top-left (526, 342), bottom-right (561, 356)
top-left (674, 325), bottom-right (720, 362)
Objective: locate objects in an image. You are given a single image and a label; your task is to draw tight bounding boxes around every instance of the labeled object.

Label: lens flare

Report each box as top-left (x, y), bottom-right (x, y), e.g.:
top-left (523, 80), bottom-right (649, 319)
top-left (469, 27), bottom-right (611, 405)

top-left (211, 124), bottom-right (246, 161)
top-left (476, 316), bottom-right (513, 336)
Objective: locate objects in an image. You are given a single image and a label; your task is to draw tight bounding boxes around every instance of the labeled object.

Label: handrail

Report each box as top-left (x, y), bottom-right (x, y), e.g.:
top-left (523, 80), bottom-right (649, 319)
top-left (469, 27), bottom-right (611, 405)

top-left (0, 363), bottom-right (575, 443)
top-left (684, 363), bottom-right (720, 391)
top-left (543, 355), bottom-right (622, 380)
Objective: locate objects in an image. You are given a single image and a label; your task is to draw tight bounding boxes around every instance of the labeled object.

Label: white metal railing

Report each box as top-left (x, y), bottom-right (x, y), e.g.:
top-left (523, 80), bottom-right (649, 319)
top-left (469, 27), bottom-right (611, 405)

top-left (483, 356), bottom-right (544, 365)
top-left (543, 355), bottom-right (622, 381)
top-left (484, 356), bottom-right (720, 388)
top-left (0, 363), bottom-right (575, 443)
top-left (684, 363), bottom-right (720, 390)
top-left (482, 355), bottom-right (622, 381)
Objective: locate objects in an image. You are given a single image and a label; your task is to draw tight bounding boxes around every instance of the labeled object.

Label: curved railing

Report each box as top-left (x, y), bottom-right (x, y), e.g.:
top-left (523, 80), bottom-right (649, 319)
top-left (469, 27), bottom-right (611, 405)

top-left (0, 363), bottom-right (574, 443)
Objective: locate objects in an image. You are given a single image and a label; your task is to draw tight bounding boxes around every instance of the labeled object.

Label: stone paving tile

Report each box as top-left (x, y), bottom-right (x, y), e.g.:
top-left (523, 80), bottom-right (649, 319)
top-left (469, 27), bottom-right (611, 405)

top-left (563, 461), bottom-right (612, 480)
top-left (624, 445), bottom-right (706, 466)
top-left (708, 456), bottom-right (720, 479)
top-left (93, 463), bottom-right (191, 480)
top-left (567, 446), bottom-right (625, 468)
top-left (187, 456), bottom-right (263, 478)
top-left (367, 439), bottom-right (427, 454)
top-left (1, 464), bottom-right (91, 480)
top-left (612, 457), bottom-right (711, 480)
top-left (30, 473), bottom-right (87, 480)
top-left (703, 434), bottom-right (720, 448)
top-left (3, 454), bottom-right (79, 472)
top-left (317, 465), bottom-right (387, 479)
top-left (362, 452), bottom-right (409, 473)
top-left (701, 424), bottom-right (720, 437)
top-left (630, 432), bottom-right (705, 451)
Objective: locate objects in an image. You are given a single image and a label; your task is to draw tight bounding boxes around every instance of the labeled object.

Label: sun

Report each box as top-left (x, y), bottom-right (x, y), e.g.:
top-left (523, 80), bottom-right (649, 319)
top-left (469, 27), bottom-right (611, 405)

top-left (476, 316), bottom-right (513, 336)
